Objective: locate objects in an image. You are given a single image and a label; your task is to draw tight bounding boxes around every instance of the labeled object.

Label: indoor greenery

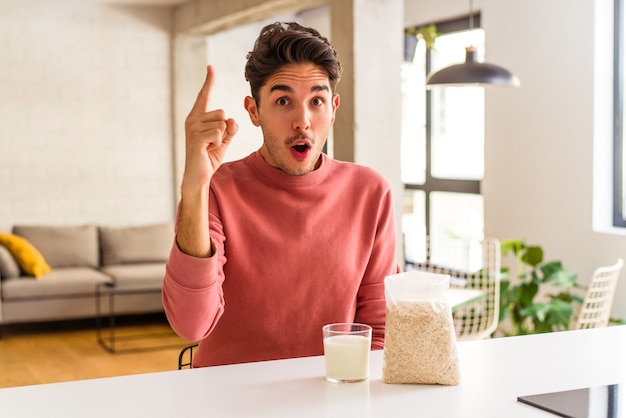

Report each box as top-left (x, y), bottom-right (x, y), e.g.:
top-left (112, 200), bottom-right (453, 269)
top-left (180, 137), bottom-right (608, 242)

top-left (498, 239), bottom-right (583, 336)
top-left (405, 24), bottom-right (439, 49)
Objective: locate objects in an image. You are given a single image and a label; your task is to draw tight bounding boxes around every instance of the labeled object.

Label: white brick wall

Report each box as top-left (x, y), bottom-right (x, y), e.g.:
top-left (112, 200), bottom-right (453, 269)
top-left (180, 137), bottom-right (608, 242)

top-left (0, 0), bottom-right (175, 231)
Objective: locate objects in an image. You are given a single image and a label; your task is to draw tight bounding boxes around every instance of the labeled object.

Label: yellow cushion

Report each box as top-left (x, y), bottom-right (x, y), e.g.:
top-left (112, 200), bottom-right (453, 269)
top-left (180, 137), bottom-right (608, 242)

top-left (0, 233), bottom-right (51, 278)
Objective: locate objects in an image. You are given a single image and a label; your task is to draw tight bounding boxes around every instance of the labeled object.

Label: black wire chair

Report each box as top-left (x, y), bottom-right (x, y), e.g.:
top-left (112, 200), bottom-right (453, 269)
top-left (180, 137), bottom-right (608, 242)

top-left (177, 343), bottom-right (199, 370)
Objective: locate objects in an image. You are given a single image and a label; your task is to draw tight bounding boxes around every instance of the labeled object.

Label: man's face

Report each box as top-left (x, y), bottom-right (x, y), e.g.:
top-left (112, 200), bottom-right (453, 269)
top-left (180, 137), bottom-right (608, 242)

top-left (244, 63), bottom-right (340, 176)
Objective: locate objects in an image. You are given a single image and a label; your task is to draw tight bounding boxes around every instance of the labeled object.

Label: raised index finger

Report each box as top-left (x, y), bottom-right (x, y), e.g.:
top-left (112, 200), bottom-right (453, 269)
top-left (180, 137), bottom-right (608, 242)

top-left (190, 65), bottom-right (215, 116)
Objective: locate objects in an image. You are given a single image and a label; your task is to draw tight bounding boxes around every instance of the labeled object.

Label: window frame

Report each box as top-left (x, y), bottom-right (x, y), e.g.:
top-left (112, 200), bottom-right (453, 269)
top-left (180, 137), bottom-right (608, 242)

top-left (614, 0), bottom-right (625, 227)
top-left (404, 14), bottom-right (482, 238)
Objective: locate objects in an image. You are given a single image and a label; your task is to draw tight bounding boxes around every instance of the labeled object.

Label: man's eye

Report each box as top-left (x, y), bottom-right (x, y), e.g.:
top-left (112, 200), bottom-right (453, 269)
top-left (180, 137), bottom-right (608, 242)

top-left (311, 97), bottom-right (324, 106)
top-left (277, 97), bottom-right (289, 106)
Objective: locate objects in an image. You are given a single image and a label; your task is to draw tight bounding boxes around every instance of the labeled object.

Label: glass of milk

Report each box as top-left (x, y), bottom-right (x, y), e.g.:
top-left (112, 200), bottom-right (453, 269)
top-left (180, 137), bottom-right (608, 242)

top-left (322, 323), bottom-right (372, 383)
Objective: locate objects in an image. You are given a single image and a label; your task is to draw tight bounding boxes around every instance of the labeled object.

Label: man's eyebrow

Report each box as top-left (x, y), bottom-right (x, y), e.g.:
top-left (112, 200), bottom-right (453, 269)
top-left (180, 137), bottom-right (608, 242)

top-left (269, 84), bottom-right (330, 93)
top-left (311, 85), bottom-right (330, 92)
top-left (270, 84), bottom-right (293, 93)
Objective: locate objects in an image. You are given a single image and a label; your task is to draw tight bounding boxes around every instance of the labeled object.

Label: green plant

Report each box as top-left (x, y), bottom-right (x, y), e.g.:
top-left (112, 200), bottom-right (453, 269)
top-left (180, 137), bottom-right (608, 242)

top-left (406, 24), bottom-right (439, 49)
top-left (498, 239), bottom-right (583, 336)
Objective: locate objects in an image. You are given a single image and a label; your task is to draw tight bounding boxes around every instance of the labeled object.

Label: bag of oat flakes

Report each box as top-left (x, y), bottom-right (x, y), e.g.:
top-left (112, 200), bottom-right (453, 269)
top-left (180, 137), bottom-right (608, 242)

top-left (382, 271), bottom-right (460, 385)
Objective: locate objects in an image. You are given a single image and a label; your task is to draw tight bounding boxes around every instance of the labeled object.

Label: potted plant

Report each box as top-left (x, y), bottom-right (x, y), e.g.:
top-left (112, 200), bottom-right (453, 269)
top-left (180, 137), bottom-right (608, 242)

top-left (498, 239), bottom-right (583, 336)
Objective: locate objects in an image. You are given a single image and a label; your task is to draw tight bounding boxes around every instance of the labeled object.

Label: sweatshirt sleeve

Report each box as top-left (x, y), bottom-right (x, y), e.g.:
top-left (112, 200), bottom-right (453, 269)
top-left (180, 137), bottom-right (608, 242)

top-left (161, 204), bottom-right (228, 342)
top-left (354, 185), bottom-right (401, 350)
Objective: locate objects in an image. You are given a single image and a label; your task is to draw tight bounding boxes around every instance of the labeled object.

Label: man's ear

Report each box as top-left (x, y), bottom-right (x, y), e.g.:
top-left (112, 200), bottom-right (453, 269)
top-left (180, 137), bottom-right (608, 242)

top-left (244, 96), bottom-right (261, 127)
top-left (330, 93), bottom-right (340, 124)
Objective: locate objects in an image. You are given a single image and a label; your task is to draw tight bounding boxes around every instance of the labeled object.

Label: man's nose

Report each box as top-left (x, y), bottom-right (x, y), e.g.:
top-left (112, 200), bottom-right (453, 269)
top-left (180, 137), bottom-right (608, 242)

top-left (292, 106), bottom-right (311, 131)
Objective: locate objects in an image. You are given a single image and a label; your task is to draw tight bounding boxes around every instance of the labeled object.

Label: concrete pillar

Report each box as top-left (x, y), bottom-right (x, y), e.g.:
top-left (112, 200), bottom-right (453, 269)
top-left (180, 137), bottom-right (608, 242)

top-left (329, 0), bottom-right (404, 263)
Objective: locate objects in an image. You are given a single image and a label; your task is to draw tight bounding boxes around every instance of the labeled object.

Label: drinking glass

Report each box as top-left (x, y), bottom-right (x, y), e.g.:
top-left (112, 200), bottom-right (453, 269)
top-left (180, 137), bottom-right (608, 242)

top-left (322, 323), bottom-right (372, 383)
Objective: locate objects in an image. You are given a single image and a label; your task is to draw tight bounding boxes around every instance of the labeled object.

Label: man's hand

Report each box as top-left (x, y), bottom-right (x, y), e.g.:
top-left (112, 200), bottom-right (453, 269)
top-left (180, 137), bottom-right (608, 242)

top-left (177, 65), bottom-right (238, 258)
top-left (183, 65), bottom-right (239, 190)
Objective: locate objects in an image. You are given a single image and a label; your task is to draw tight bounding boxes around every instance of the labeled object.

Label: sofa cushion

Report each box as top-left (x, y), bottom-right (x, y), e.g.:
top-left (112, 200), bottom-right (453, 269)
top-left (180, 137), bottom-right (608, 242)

top-left (0, 244), bottom-right (21, 279)
top-left (100, 263), bottom-right (165, 286)
top-left (0, 233), bottom-right (52, 278)
top-left (13, 225), bottom-right (99, 268)
top-left (1, 267), bottom-right (112, 300)
top-left (99, 222), bottom-right (174, 266)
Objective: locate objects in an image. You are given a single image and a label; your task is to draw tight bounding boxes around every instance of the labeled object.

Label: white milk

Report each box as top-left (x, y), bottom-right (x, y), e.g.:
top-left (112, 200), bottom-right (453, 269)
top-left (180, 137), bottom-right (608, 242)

top-left (323, 334), bottom-right (370, 382)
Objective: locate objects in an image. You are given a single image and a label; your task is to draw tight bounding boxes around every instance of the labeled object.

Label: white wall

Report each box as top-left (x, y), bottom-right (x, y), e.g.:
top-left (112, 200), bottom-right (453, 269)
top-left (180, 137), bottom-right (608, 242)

top-left (407, 0), bottom-right (626, 320)
top-left (0, 0), bottom-right (175, 231)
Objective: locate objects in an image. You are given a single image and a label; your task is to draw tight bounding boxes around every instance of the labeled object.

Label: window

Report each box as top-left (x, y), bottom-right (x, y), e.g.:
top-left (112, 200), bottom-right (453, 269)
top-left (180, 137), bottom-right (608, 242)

top-left (402, 16), bottom-right (485, 267)
top-left (614, 0), bottom-right (626, 227)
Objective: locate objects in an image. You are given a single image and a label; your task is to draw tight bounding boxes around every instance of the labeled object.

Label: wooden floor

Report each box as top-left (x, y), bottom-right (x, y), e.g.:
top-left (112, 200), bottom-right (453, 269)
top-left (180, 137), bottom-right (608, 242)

top-left (0, 314), bottom-right (190, 389)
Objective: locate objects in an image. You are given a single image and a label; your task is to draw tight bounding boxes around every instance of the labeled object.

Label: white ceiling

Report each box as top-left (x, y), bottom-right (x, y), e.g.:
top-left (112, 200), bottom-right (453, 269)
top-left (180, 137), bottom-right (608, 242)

top-left (95, 0), bottom-right (190, 5)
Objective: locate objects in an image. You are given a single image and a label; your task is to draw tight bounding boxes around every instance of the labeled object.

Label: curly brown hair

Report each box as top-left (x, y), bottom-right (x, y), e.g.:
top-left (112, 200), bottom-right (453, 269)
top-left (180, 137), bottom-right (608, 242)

top-left (244, 21), bottom-right (342, 105)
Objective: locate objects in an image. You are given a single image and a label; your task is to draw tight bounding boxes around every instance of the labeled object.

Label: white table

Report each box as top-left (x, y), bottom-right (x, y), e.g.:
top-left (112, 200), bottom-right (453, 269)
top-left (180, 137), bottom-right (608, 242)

top-left (1, 326), bottom-right (625, 417)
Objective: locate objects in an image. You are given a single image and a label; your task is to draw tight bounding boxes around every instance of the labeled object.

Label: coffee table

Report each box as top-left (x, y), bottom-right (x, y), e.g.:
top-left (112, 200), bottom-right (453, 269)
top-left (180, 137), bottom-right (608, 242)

top-left (95, 281), bottom-right (180, 353)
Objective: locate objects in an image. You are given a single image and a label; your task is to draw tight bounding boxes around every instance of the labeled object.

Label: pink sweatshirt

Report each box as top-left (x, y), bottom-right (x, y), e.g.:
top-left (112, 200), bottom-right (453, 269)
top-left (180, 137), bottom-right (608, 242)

top-left (162, 151), bottom-right (399, 367)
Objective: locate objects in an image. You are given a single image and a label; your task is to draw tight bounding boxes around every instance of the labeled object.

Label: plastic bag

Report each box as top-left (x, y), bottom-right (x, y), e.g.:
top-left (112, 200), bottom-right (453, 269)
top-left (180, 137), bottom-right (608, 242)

top-left (382, 270), bottom-right (460, 385)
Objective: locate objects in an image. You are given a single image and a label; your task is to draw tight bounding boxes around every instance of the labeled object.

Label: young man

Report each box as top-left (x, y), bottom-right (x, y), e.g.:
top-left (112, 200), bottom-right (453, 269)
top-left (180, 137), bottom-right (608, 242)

top-left (163, 22), bottom-right (399, 367)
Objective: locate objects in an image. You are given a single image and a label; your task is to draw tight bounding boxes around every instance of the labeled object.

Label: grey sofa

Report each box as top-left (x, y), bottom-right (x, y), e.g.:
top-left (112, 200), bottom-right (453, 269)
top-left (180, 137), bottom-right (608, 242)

top-left (0, 222), bottom-right (174, 329)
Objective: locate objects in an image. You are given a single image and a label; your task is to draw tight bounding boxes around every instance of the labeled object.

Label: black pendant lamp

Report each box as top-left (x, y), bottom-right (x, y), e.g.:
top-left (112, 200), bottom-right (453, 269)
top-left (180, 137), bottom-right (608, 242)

top-left (426, 0), bottom-right (520, 88)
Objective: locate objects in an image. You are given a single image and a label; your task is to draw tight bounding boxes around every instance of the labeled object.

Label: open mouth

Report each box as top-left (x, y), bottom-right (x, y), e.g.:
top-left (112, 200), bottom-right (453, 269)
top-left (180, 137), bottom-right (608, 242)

top-left (293, 143), bottom-right (309, 153)
top-left (289, 139), bottom-right (312, 161)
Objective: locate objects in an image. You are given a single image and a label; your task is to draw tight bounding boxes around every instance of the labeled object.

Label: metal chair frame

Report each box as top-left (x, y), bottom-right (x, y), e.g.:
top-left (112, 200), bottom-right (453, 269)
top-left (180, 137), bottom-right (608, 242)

top-left (178, 343), bottom-right (199, 370)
